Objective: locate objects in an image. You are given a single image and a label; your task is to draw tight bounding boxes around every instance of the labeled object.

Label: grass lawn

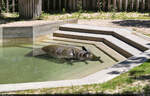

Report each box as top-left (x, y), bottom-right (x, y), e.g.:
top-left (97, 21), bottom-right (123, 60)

top-left (40, 11), bottom-right (150, 20)
top-left (2, 60), bottom-right (150, 94)
top-left (0, 12), bottom-right (150, 23)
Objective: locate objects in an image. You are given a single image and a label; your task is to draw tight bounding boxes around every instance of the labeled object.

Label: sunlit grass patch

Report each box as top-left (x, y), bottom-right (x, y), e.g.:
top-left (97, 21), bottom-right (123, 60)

top-left (38, 12), bottom-right (150, 20)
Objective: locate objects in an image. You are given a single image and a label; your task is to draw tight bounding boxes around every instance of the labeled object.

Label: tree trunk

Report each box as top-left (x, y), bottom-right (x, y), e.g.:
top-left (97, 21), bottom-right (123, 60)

top-left (18, 0), bottom-right (42, 19)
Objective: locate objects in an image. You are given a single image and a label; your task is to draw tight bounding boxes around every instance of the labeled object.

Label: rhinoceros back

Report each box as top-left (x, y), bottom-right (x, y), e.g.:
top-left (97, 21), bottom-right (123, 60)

top-left (42, 45), bottom-right (80, 59)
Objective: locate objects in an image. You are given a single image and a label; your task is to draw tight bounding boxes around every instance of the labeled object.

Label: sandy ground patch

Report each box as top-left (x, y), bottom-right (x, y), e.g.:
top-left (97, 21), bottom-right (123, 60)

top-left (78, 20), bottom-right (150, 35)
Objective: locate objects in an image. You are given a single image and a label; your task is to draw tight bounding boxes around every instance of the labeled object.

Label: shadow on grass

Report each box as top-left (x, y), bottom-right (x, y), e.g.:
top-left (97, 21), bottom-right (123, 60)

top-left (112, 20), bottom-right (150, 28)
top-left (0, 15), bottom-right (36, 25)
top-left (143, 85), bottom-right (150, 94)
top-left (132, 75), bottom-right (150, 81)
top-left (0, 16), bottom-right (21, 24)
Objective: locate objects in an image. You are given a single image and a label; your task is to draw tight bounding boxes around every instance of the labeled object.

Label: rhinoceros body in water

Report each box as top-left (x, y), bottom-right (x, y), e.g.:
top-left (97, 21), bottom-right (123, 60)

top-left (41, 45), bottom-right (101, 61)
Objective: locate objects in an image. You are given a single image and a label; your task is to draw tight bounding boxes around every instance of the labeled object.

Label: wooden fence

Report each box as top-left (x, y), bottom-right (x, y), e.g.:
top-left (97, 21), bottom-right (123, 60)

top-left (43, 0), bottom-right (150, 12)
top-left (1, 0), bottom-right (150, 13)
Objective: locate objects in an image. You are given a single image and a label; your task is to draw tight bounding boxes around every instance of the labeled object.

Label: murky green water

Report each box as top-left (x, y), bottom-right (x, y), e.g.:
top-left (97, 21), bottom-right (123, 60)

top-left (0, 41), bottom-right (116, 84)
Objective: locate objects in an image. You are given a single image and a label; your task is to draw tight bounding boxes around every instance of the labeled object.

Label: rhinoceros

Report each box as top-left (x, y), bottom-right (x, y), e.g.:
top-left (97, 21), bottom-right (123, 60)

top-left (41, 44), bottom-right (102, 62)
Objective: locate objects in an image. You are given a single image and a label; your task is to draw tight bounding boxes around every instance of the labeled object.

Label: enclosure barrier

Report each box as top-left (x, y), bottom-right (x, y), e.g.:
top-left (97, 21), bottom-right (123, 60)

top-left (0, 0), bottom-right (150, 13)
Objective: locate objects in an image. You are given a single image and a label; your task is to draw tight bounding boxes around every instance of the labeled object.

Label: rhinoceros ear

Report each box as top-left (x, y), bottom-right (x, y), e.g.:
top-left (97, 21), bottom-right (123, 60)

top-left (82, 46), bottom-right (89, 52)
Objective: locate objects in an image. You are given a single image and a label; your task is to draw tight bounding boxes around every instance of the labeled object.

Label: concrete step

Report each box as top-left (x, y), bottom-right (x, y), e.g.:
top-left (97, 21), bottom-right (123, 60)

top-left (59, 24), bottom-right (149, 52)
top-left (53, 30), bottom-right (143, 58)
top-left (52, 37), bottom-right (127, 62)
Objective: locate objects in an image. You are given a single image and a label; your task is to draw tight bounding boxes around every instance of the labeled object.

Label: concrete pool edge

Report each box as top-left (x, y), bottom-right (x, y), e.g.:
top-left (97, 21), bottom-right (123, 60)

top-left (0, 49), bottom-right (150, 92)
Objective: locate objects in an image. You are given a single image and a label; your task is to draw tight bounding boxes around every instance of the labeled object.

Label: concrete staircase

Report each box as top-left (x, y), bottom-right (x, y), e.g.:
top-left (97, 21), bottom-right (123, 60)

top-left (53, 24), bottom-right (149, 60)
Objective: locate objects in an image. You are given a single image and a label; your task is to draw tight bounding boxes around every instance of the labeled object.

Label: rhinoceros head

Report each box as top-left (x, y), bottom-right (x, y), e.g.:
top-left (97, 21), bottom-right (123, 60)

top-left (81, 46), bottom-right (101, 61)
top-left (83, 52), bottom-right (101, 61)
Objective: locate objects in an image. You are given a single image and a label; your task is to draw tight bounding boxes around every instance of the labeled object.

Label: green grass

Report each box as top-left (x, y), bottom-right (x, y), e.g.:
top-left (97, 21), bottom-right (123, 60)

top-left (38, 11), bottom-right (150, 20)
top-left (145, 34), bottom-right (150, 37)
top-left (1, 12), bottom-right (150, 23)
top-left (1, 60), bottom-right (150, 94)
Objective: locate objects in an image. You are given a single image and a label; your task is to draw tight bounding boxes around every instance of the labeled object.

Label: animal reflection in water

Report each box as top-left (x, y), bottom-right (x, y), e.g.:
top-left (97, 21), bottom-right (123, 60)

top-left (33, 45), bottom-right (103, 64)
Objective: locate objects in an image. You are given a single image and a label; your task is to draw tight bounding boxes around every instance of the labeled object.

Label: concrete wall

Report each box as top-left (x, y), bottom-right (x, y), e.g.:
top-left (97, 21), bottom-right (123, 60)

top-left (33, 19), bottom-right (78, 42)
top-left (1, 19), bottom-right (78, 46)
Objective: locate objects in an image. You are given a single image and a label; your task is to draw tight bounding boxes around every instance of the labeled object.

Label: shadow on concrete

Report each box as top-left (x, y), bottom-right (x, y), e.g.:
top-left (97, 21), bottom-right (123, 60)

top-left (112, 20), bottom-right (150, 28)
top-left (107, 57), bottom-right (148, 75)
top-left (112, 57), bottom-right (147, 68)
top-left (143, 51), bottom-right (150, 58)
top-left (107, 71), bottom-right (121, 74)
top-left (146, 43), bottom-right (150, 46)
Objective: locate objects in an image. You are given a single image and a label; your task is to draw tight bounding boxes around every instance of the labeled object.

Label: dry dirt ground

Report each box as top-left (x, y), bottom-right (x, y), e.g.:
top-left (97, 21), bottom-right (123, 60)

top-left (78, 19), bottom-right (150, 35)
top-left (0, 19), bottom-right (149, 35)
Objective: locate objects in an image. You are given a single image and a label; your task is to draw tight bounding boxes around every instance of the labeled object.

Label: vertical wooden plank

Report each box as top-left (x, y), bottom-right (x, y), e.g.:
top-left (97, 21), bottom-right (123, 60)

top-left (73, 0), bottom-right (76, 11)
top-left (102, 0), bottom-right (106, 10)
top-left (92, 0), bottom-right (96, 10)
top-left (12, 0), bottom-right (15, 13)
top-left (47, 0), bottom-right (50, 12)
top-left (18, 0), bottom-right (24, 18)
top-left (82, 0), bottom-right (86, 10)
top-left (130, 0), bottom-right (134, 11)
top-left (141, 0), bottom-right (145, 11)
top-left (136, 0), bottom-right (139, 11)
top-left (86, 0), bottom-right (88, 10)
top-left (102, 0), bottom-right (106, 11)
top-left (72, 0), bottom-right (74, 11)
top-left (75, 0), bottom-right (77, 10)
top-left (29, 0), bottom-right (32, 18)
top-left (113, 0), bottom-right (117, 10)
top-left (6, 0), bottom-right (9, 13)
top-left (59, 0), bottom-right (61, 11)
top-left (0, 1), bottom-right (1, 14)
top-left (69, 0), bottom-right (72, 11)
top-left (39, 0), bottom-right (42, 15)
top-left (26, 0), bottom-right (28, 18)
top-left (38, 0), bottom-right (42, 16)
top-left (42, 0), bottom-right (45, 11)
top-left (118, 0), bottom-right (122, 11)
top-left (124, 0), bottom-right (128, 11)
top-left (53, 0), bottom-right (56, 11)
top-left (108, 0), bottom-right (111, 11)
top-left (148, 0), bottom-right (150, 10)
top-left (64, 0), bottom-right (67, 10)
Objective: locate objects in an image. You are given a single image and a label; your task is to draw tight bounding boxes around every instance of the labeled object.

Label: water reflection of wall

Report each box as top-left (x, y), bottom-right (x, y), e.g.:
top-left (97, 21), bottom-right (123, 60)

top-left (0, 27), bottom-right (2, 47)
top-left (0, 27), bottom-right (2, 57)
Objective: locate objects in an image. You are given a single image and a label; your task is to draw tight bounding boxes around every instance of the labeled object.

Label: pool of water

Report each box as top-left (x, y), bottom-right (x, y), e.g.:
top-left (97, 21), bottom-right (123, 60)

top-left (0, 41), bottom-right (116, 84)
